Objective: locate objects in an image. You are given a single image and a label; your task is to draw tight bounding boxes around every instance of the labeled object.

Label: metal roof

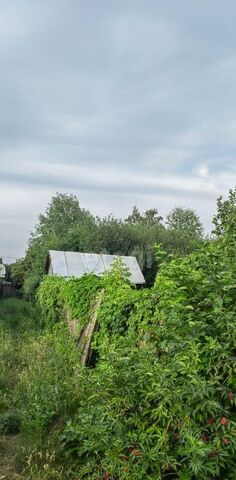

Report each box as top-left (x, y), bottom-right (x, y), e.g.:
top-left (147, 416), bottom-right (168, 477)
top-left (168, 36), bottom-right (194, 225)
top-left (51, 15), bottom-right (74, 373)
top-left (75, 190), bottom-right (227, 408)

top-left (46, 250), bottom-right (145, 285)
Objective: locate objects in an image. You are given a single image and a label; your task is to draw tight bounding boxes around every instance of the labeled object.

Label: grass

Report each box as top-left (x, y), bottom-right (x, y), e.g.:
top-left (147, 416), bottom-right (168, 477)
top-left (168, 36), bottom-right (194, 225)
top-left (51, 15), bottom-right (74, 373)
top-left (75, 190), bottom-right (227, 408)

top-left (0, 297), bottom-right (40, 334)
top-left (0, 298), bottom-right (40, 479)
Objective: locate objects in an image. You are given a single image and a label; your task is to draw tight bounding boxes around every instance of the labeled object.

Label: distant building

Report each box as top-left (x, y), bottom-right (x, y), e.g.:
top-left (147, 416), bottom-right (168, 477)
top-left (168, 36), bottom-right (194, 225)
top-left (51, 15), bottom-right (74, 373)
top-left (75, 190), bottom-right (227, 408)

top-left (0, 258), bottom-right (18, 298)
top-left (45, 250), bottom-right (145, 285)
top-left (0, 258), bottom-right (6, 279)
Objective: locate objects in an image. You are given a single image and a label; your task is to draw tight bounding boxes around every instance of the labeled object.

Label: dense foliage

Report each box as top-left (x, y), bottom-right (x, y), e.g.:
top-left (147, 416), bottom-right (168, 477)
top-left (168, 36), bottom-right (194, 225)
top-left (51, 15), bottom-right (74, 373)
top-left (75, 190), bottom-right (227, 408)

top-left (37, 273), bottom-right (102, 330)
top-left (10, 193), bottom-right (204, 296)
top-left (36, 239), bottom-right (236, 480)
top-left (0, 298), bottom-right (81, 479)
top-left (213, 188), bottom-right (236, 238)
top-left (4, 189), bottom-right (236, 479)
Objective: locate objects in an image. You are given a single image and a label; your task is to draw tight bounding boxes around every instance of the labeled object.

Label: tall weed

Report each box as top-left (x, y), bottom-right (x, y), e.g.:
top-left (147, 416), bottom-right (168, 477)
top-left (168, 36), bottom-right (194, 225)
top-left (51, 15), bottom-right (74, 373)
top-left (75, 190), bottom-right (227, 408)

top-left (16, 323), bottom-right (81, 442)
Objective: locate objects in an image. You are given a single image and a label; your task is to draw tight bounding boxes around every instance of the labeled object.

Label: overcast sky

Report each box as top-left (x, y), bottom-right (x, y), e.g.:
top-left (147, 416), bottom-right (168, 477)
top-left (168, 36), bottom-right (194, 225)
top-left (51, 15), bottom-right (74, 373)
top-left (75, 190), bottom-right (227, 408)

top-left (1, 1), bottom-right (236, 259)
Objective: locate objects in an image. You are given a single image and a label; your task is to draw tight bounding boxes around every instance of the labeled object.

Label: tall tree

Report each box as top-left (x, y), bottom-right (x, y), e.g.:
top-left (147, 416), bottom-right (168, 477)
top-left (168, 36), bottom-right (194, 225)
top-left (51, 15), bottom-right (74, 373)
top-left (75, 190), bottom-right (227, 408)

top-left (212, 188), bottom-right (236, 238)
top-left (15, 194), bottom-right (205, 296)
top-left (167, 207), bottom-right (204, 239)
top-left (22, 193), bottom-right (97, 296)
top-left (125, 206), bottom-right (163, 227)
top-left (143, 208), bottom-right (163, 227)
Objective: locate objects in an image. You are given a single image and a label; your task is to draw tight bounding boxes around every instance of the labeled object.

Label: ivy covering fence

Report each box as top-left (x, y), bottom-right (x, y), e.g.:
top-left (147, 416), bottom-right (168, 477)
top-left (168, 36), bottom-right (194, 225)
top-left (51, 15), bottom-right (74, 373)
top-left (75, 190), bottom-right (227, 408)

top-left (32, 236), bottom-right (236, 479)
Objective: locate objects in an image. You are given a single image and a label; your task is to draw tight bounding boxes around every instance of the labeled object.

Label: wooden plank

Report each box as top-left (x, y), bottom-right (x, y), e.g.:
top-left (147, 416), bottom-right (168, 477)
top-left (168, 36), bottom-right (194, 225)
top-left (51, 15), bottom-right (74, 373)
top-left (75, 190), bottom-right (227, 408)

top-left (79, 289), bottom-right (105, 366)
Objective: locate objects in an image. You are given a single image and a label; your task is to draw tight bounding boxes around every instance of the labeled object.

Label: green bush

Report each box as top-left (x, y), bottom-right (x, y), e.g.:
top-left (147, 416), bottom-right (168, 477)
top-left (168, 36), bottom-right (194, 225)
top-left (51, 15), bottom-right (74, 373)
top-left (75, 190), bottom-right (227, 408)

top-left (0, 411), bottom-right (21, 434)
top-left (37, 276), bottom-right (65, 325)
top-left (37, 274), bottom-right (102, 332)
top-left (57, 240), bottom-right (236, 479)
top-left (61, 274), bottom-right (102, 330)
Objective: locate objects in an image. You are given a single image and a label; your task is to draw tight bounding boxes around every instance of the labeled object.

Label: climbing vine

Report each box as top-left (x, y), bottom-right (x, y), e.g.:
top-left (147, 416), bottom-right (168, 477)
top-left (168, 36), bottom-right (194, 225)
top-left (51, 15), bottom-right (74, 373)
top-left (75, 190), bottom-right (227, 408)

top-left (37, 273), bottom-right (102, 330)
top-left (29, 240), bottom-right (236, 478)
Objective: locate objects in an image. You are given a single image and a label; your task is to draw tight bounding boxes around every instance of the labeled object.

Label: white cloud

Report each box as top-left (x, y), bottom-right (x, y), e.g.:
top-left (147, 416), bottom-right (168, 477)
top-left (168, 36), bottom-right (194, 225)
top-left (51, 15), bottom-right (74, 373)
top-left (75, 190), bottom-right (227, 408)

top-left (197, 165), bottom-right (209, 178)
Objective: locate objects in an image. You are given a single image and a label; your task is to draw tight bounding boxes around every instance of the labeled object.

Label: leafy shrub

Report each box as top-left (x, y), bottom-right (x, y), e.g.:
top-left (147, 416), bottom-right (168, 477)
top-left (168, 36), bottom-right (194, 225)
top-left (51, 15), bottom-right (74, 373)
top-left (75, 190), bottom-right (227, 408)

top-left (0, 411), bottom-right (21, 434)
top-left (37, 274), bottom-right (102, 332)
top-left (61, 274), bottom-right (102, 330)
top-left (58, 239), bottom-right (236, 479)
top-left (37, 276), bottom-right (65, 325)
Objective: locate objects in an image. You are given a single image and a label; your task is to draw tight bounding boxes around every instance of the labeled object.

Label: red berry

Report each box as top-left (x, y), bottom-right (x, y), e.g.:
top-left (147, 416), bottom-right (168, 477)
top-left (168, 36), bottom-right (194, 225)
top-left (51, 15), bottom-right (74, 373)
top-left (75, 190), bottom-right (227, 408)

top-left (207, 418), bottom-right (214, 425)
top-left (220, 417), bottom-right (229, 426)
top-left (222, 437), bottom-right (230, 446)
top-left (227, 392), bottom-right (234, 401)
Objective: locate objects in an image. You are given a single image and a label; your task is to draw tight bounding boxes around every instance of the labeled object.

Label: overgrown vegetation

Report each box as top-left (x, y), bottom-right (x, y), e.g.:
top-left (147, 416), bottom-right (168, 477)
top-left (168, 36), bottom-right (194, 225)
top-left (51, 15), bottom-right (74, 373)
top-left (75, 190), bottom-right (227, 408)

top-left (2, 189), bottom-right (236, 478)
top-left (37, 273), bottom-right (102, 330)
top-left (0, 298), bottom-right (81, 479)
top-left (10, 193), bottom-right (204, 296)
top-left (0, 300), bottom-right (39, 438)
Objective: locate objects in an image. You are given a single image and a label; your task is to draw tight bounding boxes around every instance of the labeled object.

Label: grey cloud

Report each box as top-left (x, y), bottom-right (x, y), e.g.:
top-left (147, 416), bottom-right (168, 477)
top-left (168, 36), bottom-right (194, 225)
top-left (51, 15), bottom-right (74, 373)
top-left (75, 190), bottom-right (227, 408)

top-left (0, 0), bottom-right (236, 257)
